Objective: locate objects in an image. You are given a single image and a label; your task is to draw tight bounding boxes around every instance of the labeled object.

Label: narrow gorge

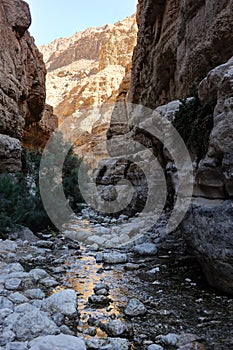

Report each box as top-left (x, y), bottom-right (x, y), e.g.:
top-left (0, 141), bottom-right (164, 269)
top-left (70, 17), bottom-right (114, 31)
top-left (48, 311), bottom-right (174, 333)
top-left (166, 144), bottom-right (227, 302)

top-left (0, 1), bottom-right (232, 350)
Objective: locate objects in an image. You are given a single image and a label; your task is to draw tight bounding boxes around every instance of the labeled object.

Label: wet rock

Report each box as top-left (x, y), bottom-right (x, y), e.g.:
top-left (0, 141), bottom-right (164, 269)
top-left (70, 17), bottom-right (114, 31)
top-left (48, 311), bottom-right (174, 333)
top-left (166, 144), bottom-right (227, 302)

top-left (95, 288), bottom-right (109, 296)
top-left (94, 282), bottom-right (110, 293)
top-left (88, 295), bottom-right (111, 306)
top-left (125, 298), bottom-right (147, 317)
top-left (41, 289), bottom-right (77, 316)
top-left (148, 345), bottom-right (164, 350)
top-left (100, 319), bottom-right (132, 337)
top-left (8, 292), bottom-right (29, 304)
top-left (103, 252), bottom-right (128, 264)
top-left (24, 289), bottom-right (45, 300)
top-left (133, 243), bottom-right (158, 256)
top-left (29, 334), bottom-right (86, 350)
top-left (3, 304), bottom-right (60, 341)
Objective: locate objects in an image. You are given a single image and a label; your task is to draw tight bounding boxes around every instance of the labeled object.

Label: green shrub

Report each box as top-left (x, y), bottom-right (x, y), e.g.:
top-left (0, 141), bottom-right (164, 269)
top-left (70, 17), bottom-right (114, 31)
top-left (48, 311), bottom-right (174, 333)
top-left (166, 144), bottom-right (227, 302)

top-left (173, 96), bottom-right (216, 161)
top-left (0, 141), bottom-right (84, 237)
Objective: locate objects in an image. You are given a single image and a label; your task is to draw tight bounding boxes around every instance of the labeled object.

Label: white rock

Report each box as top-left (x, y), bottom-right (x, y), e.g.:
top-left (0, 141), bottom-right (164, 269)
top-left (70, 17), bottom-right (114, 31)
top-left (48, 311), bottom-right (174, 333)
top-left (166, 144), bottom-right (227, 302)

top-left (29, 334), bottom-right (86, 350)
top-left (5, 278), bottom-right (22, 290)
top-left (103, 252), bottom-right (128, 264)
top-left (24, 289), bottom-right (45, 300)
top-left (8, 292), bottom-right (29, 304)
top-left (41, 289), bottom-right (77, 316)
top-left (4, 304), bottom-right (60, 341)
top-left (148, 345), bottom-right (164, 350)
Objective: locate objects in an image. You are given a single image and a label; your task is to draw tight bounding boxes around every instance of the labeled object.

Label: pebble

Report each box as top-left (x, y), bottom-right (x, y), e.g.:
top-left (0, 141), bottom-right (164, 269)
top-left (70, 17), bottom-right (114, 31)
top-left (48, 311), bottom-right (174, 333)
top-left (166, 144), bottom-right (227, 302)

top-left (5, 278), bottom-right (22, 290)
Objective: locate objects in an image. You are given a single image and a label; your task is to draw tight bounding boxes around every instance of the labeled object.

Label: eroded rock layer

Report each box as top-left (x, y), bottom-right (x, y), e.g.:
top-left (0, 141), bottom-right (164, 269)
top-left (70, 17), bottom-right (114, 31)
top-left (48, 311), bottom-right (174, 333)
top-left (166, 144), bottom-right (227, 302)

top-left (0, 0), bottom-right (57, 172)
top-left (39, 15), bottom-right (137, 166)
top-left (129, 0), bottom-right (233, 108)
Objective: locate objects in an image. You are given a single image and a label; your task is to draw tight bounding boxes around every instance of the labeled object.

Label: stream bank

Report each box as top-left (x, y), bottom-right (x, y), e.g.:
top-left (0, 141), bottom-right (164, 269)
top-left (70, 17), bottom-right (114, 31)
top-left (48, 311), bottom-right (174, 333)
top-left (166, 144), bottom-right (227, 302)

top-left (0, 212), bottom-right (232, 349)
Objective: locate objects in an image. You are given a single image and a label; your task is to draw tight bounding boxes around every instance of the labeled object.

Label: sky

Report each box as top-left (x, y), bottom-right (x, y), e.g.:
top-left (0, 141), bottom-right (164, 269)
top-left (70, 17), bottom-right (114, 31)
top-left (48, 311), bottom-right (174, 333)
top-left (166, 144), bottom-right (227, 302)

top-left (26, 0), bottom-right (138, 46)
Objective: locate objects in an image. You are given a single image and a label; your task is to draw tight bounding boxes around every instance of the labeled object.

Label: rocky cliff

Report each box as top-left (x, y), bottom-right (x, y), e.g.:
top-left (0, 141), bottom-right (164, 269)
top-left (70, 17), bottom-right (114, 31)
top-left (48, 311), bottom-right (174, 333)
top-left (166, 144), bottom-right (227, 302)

top-left (129, 0), bottom-right (233, 108)
top-left (95, 0), bottom-right (233, 294)
top-left (39, 15), bottom-right (137, 166)
top-left (122, 0), bottom-right (233, 294)
top-left (0, 0), bottom-right (57, 172)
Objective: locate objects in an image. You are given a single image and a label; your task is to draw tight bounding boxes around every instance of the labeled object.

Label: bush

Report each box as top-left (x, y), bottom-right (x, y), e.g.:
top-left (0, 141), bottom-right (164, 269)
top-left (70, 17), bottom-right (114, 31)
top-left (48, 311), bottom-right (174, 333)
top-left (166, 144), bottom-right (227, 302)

top-left (173, 96), bottom-right (216, 161)
top-left (0, 142), bottom-right (84, 237)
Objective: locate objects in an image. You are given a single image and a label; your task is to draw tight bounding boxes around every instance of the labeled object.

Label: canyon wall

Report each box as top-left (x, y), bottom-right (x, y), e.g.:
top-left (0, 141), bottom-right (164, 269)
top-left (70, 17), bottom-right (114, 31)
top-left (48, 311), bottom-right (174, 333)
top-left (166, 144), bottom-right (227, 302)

top-left (129, 0), bottom-right (233, 108)
top-left (0, 0), bottom-right (57, 172)
top-left (123, 0), bottom-right (233, 294)
top-left (40, 15), bottom-right (137, 167)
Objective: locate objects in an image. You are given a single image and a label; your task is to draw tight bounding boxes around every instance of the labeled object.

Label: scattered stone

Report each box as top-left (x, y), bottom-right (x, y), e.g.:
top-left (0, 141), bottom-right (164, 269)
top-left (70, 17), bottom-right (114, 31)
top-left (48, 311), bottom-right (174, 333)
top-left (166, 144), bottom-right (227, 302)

top-left (40, 277), bottom-right (59, 288)
top-left (88, 295), bottom-right (111, 306)
top-left (83, 327), bottom-right (97, 336)
top-left (125, 298), bottom-right (147, 317)
top-left (95, 288), bottom-right (109, 296)
top-left (94, 282), bottom-right (110, 293)
top-left (5, 278), bottom-right (22, 290)
top-left (0, 308), bottom-right (13, 324)
top-left (60, 325), bottom-right (75, 335)
top-left (100, 319), bottom-right (131, 337)
top-left (10, 227), bottom-right (39, 242)
top-left (4, 263), bottom-right (25, 273)
top-left (8, 292), bottom-right (29, 304)
top-left (0, 240), bottom-right (18, 252)
top-left (158, 333), bottom-right (180, 346)
top-left (29, 334), bottom-right (86, 350)
top-left (124, 263), bottom-right (140, 271)
top-left (95, 253), bottom-right (103, 263)
top-left (41, 289), bottom-right (77, 316)
top-left (24, 289), bottom-right (45, 300)
top-left (0, 296), bottom-right (14, 310)
top-left (148, 345), bottom-right (164, 350)
top-left (29, 268), bottom-right (49, 282)
top-left (133, 243), bottom-right (158, 256)
top-left (7, 341), bottom-right (28, 350)
top-left (4, 304), bottom-right (60, 341)
top-left (36, 240), bottom-right (54, 248)
top-left (103, 252), bottom-right (128, 264)
top-left (64, 230), bottom-right (90, 242)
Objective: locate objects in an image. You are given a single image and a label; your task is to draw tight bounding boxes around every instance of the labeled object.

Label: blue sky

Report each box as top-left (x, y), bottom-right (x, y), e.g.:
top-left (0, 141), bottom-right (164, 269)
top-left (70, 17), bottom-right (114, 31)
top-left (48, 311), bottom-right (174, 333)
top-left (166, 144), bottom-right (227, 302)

top-left (26, 0), bottom-right (137, 46)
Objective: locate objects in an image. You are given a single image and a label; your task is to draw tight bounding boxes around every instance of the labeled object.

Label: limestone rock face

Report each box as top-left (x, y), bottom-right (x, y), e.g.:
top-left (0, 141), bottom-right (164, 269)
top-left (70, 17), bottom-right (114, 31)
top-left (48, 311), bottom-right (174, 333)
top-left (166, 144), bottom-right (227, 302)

top-left (129, 0), bottom-right (233, 108)
top-left (40, 15), bottom-right (137, 166)
top-left (0, 0), bottom-right (57, 172)
top-left (180, 57), bottom-right (233, 294)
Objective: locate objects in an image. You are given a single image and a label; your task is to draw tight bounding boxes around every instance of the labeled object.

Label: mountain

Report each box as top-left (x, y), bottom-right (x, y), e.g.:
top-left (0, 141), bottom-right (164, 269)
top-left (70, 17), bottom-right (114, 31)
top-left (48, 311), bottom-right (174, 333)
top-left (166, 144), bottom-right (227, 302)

top-left (39, 15), bottom-right (137, 167)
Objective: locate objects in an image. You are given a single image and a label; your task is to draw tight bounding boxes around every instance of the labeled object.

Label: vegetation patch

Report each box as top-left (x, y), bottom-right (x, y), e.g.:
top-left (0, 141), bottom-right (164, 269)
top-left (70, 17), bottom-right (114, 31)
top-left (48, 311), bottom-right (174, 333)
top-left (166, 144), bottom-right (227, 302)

top-left (173, 96), bottom-right (217, 161)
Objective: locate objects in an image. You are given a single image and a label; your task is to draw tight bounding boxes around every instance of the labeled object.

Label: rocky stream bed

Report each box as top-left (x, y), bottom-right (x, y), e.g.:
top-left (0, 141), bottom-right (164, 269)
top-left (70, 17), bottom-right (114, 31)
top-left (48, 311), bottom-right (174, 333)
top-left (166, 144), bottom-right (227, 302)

top-left (0, 210), bottom-right (232, 350)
